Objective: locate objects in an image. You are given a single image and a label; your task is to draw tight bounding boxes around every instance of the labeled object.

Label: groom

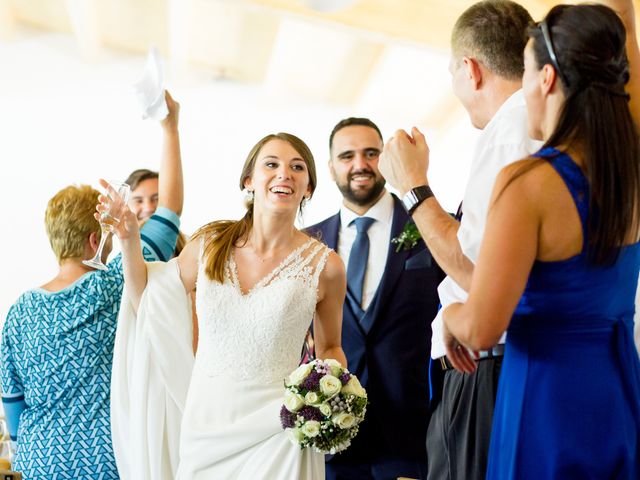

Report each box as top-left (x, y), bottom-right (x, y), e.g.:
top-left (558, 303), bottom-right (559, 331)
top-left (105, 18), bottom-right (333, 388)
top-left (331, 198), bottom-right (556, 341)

top-left (307, 118), bottom-right (443, 479)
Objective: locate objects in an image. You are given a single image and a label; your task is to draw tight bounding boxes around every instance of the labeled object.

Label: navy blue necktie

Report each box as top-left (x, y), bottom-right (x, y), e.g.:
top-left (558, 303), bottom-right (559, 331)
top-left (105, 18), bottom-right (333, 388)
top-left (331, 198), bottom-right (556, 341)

top-left (347, 216), bottom-right (375, 310)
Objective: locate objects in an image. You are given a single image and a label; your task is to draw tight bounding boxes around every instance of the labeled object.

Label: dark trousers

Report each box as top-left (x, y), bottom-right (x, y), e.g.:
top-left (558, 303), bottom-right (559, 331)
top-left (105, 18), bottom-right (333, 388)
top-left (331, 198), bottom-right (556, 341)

top-left (426, 357), bottom-right (503, 480)
top-left (326, 456), bottom-right (427, 480)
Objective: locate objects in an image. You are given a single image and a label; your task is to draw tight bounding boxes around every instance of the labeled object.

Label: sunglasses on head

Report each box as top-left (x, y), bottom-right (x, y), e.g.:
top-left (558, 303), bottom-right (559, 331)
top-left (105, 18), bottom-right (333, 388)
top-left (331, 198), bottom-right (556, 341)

top-left (539, 19), bottom-right (570, 88)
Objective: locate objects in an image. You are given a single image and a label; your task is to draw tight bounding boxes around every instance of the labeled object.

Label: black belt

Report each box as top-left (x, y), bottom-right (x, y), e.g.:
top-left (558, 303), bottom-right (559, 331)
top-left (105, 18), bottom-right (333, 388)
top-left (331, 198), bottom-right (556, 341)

top-left (437, 344), bottom-right (505, 371)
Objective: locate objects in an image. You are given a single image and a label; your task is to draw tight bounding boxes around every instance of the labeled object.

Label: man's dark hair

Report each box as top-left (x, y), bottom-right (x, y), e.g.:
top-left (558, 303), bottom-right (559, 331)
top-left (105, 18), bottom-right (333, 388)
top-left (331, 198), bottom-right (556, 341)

top-left (329, 117), bottom-right (383, 151)
top-left (125, 169), bottom-right (159, 191)
top-left (452, 0), bottom-right (533, 80)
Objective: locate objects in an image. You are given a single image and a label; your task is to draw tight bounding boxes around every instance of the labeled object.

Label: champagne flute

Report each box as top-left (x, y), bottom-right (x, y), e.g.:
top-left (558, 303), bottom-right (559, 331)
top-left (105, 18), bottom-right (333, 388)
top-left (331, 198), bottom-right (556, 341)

top-left (83, 181), bottom-right (130, 271)
top-left (0, 417), bottom-right (13, 468)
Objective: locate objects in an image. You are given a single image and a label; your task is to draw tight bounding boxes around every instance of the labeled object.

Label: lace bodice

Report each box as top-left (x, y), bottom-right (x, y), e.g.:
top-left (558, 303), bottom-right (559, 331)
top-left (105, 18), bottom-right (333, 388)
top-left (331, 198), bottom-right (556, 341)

top-left (195, 238), bottom-right (331, 382)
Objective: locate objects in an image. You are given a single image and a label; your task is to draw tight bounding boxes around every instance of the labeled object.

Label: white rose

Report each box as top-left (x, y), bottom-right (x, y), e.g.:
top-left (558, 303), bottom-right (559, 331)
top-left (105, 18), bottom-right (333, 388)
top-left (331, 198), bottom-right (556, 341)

top-left (284, 390), bottom-right (305, 412)
top-left (319, 375), bottom-right (342, 398)
top-left (301, 420), bottom-right (321, 438)
top-left (331, 412), bottom-right (356, 429)
top-left (341, 376), bottom-right (367, 398)
top-left (319, 403), bottom-right (332, 417)
top-left (287, 362), bottom-right (314, 386)
top-left (305, 391), bottom-right (320, 405)
top-left (286, 427), bottom-right (304, 444)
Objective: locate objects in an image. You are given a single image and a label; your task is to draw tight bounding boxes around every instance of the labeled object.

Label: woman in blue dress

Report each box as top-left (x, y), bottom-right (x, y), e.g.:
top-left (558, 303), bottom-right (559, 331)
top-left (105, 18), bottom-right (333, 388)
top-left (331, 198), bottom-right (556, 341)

top-left (442, 1), bottom-right (640, 478)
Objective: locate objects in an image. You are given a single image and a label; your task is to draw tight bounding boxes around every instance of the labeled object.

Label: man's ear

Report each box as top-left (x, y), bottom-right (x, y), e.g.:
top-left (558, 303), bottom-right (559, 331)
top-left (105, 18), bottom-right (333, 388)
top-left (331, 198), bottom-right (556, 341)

top-left (463, 56), bottom-right (483, 90)
top-left (328, 159), bottom-right (336, 182)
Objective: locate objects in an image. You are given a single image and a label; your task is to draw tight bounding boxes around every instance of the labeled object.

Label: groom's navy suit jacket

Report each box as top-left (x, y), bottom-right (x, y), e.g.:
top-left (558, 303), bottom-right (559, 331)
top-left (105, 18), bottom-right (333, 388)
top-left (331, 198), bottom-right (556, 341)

top-left (307, 194), bottom-right (444, 463)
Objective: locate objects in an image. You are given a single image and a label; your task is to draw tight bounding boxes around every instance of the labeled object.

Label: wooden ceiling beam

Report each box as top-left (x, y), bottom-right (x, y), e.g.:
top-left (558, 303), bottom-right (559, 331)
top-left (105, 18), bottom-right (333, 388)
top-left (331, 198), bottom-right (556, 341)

top-left (0, 0), bottom-right (16, 41)
top-left (187, 0), bottom-right (280, 82)
top-left (168, 0), bottom-right (192, 71)
top-left (64, 0), bottom-right (102, 60)
top-left (264, 18), bottom-right (385, 104)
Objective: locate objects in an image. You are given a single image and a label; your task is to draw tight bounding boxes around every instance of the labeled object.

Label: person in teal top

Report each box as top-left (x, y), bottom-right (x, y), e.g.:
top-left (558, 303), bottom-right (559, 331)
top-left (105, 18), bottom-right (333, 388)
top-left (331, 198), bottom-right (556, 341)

top-left (435, 1), bottom-right (640, 478)
top-left (1, 92), bottom-right (184, 479)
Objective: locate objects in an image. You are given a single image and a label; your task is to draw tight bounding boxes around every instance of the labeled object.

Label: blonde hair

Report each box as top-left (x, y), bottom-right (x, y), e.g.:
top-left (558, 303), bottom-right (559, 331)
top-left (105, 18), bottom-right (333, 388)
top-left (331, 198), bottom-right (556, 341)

top-left (45, 185), bottom-right (100, 263)
top-left (194, 133), bottom-right (317, 282)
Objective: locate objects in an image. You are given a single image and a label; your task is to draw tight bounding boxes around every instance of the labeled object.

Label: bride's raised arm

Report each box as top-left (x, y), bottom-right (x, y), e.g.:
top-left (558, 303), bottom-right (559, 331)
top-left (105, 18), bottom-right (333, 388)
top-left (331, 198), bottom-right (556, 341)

top-left (313, 250), bottom-right (348, 367)
top-left (105, 196), bottom-right (198, 310)
top-left (95, 180), bottom-right (148, 310)
top-left (115, 208), bottom-right (148, 310)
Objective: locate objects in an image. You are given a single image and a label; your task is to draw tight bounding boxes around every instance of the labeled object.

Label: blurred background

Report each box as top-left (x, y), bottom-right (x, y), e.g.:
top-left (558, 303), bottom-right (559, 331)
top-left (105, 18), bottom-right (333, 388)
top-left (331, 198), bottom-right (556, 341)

top-left (0, 0), bottom-right (637, 323)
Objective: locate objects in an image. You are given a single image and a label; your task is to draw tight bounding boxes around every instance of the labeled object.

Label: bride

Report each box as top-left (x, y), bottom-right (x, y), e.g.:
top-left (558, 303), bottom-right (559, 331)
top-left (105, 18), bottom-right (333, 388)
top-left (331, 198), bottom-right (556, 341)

top-left (107, 132), bottom-right (347, 479)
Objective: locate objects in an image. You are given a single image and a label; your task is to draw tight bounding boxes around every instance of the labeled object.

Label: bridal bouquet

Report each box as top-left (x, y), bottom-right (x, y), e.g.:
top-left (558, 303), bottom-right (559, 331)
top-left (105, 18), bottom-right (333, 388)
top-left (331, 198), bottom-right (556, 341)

top-left (280, 359), bottom-right (367, 454)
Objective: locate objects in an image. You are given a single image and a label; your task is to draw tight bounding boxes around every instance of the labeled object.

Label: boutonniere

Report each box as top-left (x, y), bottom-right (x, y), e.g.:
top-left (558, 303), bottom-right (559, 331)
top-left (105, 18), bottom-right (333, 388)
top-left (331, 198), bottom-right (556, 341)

top-left (391, 221), bottom-right (422, 252)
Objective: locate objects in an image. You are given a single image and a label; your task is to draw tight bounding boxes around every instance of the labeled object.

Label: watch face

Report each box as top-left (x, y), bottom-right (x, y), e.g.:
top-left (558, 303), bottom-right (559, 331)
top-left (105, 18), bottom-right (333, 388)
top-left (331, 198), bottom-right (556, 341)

top-left (402, 191), bottom-right (417, 211)
top-left (402, 186), bottom-right (433, 214)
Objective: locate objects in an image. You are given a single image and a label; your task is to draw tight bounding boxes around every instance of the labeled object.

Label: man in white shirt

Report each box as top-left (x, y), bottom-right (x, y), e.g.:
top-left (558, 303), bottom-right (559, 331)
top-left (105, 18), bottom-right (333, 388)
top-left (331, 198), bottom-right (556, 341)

top-left (379, 1), bottom-right (540, 479)
top-left (307, 118), bottom-right (443, 479)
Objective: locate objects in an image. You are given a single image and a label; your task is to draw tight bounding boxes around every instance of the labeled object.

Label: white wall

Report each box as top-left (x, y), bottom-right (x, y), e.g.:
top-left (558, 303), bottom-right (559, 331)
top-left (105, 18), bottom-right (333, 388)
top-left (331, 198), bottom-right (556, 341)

top-left (0, 30), bottom-right (479, 324)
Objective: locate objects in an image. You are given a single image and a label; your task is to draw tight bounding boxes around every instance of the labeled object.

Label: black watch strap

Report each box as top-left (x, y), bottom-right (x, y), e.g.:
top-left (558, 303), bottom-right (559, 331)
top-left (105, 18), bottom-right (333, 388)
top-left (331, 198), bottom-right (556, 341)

top-left (402, 185), bottom-right (434, 215)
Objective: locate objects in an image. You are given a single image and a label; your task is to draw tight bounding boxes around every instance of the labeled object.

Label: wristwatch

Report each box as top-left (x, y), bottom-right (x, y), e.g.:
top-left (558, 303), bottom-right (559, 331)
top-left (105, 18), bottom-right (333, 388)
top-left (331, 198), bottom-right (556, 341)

top-left (402, 185), bottom-right (434, 215)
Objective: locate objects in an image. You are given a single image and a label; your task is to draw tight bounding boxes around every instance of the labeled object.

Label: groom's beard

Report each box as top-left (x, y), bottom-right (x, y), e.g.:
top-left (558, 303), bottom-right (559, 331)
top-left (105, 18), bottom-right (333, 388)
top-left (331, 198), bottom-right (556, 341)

top-left (336, 170), bottom-right (386, 207)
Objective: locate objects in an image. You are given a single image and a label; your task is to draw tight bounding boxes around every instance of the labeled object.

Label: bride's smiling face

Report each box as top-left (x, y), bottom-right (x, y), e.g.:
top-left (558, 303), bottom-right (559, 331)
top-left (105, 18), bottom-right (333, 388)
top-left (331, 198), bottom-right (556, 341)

top-left (244, 139), bottom-right (312, 213)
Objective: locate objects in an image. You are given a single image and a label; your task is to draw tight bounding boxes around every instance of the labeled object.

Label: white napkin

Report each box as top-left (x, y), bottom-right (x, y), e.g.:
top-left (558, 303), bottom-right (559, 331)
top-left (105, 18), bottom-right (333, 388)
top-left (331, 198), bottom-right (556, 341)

top-left (133, 46), bottom-right (169, 121)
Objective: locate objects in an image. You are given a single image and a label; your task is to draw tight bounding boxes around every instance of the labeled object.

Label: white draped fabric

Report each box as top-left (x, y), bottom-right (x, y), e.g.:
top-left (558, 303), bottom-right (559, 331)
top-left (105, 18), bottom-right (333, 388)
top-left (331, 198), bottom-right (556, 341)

top-left (111, 240), bottom-right (328, 479)
top-left (176, 372), bottom-right (323, 479)
top-left (111, 259), bottom-right (194, 480)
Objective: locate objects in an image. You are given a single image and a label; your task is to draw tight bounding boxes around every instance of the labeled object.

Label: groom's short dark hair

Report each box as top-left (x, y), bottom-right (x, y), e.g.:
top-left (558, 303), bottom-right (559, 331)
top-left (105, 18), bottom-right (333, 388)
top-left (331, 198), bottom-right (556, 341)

top-left (329, 117), bottom-right (383, 151)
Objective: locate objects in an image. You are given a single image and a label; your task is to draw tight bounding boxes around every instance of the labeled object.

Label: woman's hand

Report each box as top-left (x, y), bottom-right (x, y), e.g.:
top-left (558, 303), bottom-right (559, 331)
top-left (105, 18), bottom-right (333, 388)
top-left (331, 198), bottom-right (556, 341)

top-left (94, 178), bottom-right (139, 241)
top-left (443, 321), bottom-right (477, 374)
top-left (160, 90), bottom-right (180, 133)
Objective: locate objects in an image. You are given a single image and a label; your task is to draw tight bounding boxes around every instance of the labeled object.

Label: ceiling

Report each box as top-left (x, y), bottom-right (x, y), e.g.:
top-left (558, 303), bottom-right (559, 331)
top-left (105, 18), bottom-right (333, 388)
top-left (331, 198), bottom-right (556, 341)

top-left (0, 0), bottom-right (638, 129)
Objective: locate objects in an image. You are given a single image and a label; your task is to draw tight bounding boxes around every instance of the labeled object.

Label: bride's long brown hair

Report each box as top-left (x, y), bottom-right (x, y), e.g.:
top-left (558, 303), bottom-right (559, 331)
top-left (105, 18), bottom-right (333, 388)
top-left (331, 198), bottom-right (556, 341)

top-left (193, 133), bottom-right (317, 282)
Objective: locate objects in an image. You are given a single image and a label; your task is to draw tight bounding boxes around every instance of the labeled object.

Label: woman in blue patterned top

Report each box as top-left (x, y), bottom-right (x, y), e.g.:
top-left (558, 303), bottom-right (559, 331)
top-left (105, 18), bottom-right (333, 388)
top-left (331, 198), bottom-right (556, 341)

top-left (0, 92), bottom-right (184, 479)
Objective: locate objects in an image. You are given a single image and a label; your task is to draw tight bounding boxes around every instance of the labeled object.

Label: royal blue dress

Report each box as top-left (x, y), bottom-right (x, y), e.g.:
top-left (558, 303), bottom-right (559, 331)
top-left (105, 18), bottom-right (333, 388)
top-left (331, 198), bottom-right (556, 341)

top-left (486, 147), bottom-right (640, 479)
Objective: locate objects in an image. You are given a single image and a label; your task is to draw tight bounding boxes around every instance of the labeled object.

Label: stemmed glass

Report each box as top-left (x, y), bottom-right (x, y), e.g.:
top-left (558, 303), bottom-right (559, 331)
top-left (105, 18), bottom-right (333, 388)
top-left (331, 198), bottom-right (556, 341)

top-left (0, 417), bottom-right (7, 442)
top-left (0, 416), bottom-right (14, 468)
top-left (82, 180), bottom-right (130, 271)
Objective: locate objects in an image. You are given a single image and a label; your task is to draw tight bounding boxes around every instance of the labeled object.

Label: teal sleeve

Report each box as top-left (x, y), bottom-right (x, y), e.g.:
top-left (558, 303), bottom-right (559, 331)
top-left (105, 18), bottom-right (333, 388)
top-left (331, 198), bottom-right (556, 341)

top-left (139, 207), bottom-right (181, 262)
top-left (1, 308), bottom-right (26, 440)
top-left (2, 395), bottom-right (26, 441)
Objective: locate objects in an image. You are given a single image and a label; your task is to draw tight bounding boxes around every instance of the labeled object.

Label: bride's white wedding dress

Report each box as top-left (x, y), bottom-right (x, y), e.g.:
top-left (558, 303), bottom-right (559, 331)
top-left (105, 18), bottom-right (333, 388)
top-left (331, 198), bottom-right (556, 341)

top-left (178, 238), bottom-right (329, 479)
top-left (111, 237), bottom-right (330, 480)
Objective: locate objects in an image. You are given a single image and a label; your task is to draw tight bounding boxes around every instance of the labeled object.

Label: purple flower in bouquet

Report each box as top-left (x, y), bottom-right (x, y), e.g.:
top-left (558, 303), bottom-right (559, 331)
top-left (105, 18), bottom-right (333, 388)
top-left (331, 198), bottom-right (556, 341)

top-left (339, 372), bottom-right (351, 385)
top-left (280, 405), bottom-right (297, 429)
top-left (315, 362), bottom-right (330, 374)
top-left (301, 369), bottom-right (322, 391)
top-left (299, 406), bottom-right (324, 422)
